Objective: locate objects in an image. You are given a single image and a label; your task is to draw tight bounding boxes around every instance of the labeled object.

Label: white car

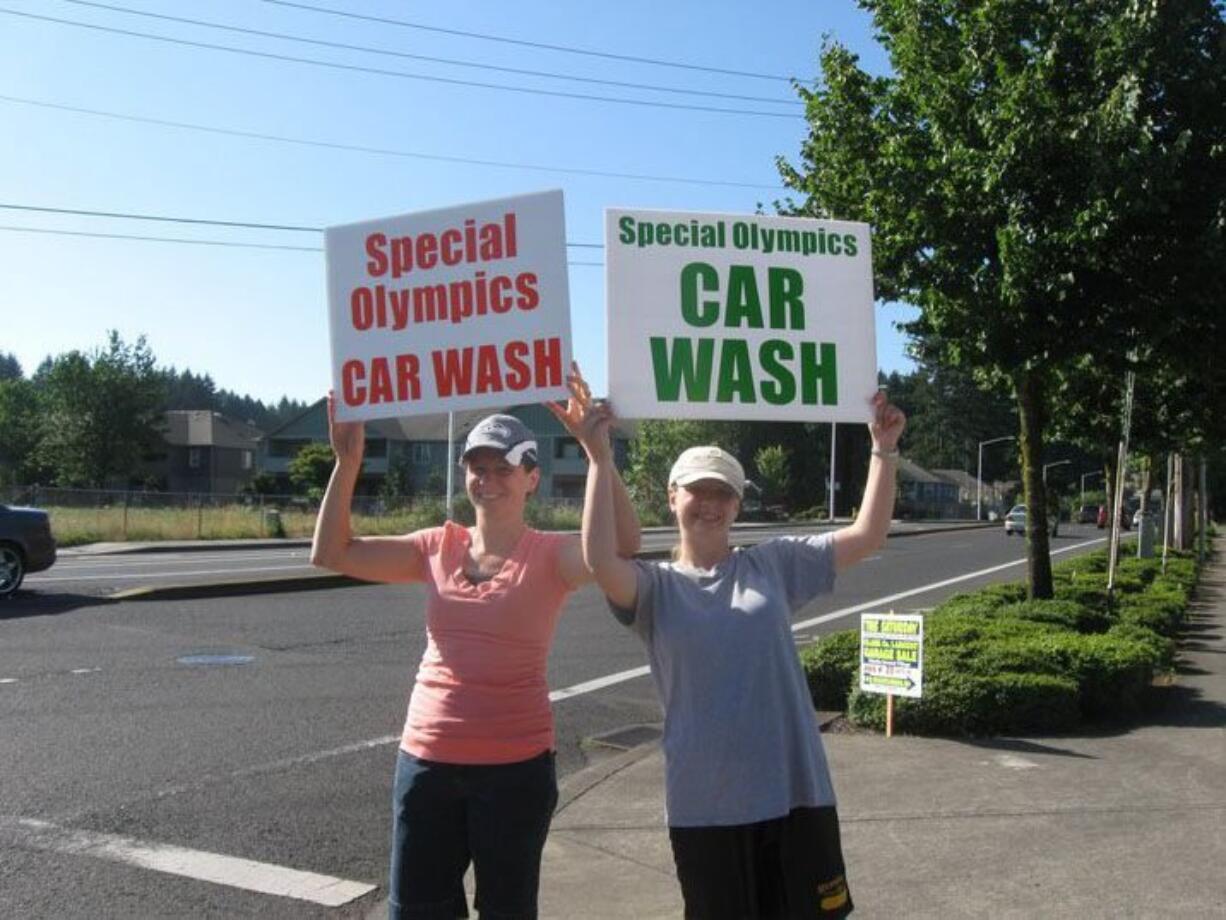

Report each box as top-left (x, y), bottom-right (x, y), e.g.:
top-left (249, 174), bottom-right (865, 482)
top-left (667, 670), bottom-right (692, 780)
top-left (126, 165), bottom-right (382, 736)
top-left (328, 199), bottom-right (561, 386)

top-left (1003, 505), bottom-right (1027, 536)
top-left (1003, 504), bottom-right (1057, 536)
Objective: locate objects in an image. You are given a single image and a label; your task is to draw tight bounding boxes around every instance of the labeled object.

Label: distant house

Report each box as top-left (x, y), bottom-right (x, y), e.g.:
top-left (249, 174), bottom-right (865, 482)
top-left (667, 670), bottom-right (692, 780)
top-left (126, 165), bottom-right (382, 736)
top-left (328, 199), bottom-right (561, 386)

top-left (152, 410), bottom-right (264, 494)
top-left (933, 468), bottom-right (1011, 515)
top-left (895, 458), bottom-right (961, 518)
top-left (259, 401), bottom-right (633, 498)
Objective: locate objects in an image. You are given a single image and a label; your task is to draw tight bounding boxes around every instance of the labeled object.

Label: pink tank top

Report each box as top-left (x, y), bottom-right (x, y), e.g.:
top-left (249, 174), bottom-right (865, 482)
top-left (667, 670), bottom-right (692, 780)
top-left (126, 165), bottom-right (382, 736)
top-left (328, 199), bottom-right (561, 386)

top-left (401, 521), bottom-right (573, 764)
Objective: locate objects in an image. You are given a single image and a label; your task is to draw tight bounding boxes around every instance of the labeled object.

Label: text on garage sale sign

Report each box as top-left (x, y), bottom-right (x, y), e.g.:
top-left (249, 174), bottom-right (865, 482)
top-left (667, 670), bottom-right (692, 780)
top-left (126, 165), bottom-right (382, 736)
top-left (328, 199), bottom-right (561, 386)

top-left (326, 190), bottom-right (572, 421)
top-left (605, 208), bottom-right (877, 422)
top-left (860, 613), bottom-right (924, 699)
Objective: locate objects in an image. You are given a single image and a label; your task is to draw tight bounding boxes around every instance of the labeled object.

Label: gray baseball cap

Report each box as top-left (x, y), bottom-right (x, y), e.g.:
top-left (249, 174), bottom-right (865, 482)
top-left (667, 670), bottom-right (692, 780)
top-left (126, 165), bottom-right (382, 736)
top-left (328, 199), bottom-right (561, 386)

top-left (461, 414), bottom-right (538, 467)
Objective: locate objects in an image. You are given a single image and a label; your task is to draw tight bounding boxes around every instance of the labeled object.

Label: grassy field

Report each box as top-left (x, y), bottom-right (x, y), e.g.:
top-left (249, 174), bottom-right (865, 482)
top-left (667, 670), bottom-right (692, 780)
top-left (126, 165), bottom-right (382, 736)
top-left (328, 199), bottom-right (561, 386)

top-left (47, 499), bottom-right (585, 546)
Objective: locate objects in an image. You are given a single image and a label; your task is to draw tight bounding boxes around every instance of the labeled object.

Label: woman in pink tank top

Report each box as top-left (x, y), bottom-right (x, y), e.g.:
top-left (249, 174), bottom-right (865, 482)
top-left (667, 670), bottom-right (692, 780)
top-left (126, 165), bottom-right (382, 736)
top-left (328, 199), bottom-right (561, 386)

top-left (311, 366), bottom-right (637, 920)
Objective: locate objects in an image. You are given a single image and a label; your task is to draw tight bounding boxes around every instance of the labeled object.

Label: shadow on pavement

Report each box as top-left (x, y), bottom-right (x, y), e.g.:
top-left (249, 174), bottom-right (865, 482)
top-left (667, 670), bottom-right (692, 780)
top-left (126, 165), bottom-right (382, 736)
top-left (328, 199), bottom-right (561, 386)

top-left (0, 590), bottom-right (118, 619)
top-left (954, 737), bottom-right (1098, 760)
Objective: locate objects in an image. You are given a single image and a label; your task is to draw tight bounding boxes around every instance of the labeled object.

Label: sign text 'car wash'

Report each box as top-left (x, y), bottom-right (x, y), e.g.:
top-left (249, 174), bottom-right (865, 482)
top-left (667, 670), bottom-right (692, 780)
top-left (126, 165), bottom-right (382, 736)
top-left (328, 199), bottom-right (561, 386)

top-left (327, 190), bottom-right (571, 421)
top-left (605, 209), bottom-right (877, 422)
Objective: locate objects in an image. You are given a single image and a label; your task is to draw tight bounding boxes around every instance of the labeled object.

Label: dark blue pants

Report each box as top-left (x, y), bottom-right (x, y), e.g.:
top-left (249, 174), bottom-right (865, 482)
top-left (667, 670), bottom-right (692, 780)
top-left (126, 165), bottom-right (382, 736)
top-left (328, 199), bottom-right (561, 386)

top-left (389, 749), bottom-right (558, 920)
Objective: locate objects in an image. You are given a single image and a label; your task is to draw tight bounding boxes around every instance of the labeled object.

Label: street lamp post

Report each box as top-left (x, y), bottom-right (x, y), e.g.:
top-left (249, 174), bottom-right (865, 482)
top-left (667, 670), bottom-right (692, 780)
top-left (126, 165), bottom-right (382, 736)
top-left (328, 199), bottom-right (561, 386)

top-left (977, 436), bottom-right (1017, 520)
top-left (1042, 459), bottom-right (1072, 485)
top-left (1080, 470), bottom-right (1104, 509)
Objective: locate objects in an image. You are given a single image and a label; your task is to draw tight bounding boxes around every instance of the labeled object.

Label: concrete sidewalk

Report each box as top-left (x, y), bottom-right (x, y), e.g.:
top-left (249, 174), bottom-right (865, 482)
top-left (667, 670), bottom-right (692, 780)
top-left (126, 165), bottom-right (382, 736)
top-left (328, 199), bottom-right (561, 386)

top-left (368, 557), bottom-right (1226, 919)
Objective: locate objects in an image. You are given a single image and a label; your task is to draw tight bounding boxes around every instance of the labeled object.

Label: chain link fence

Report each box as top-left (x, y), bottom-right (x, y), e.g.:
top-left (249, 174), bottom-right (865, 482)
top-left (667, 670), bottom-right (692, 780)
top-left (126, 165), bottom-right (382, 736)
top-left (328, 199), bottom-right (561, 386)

top-left (1, 486), bottom-right (584, 545)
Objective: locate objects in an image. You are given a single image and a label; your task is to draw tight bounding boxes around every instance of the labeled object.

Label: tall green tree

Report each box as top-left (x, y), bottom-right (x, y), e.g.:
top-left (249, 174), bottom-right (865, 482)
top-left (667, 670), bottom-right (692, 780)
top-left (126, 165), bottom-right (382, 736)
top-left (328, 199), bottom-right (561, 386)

top-left (37, 332), bottom-right (166, 488)
top-left (0, 378), bottom-right (44, 486)
top-left (0, 352), bottom-right (23, 382)
top-left (753, 444), bottom-right (793, 506)
top-left (779, 0), bottom-right (1225, 596)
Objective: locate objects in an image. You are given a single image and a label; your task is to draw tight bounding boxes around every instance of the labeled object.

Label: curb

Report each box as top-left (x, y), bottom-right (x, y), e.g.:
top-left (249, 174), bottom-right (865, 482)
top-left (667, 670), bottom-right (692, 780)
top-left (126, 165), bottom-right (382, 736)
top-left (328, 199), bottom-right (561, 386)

top-left (108, 572), bottom-right (366, 601)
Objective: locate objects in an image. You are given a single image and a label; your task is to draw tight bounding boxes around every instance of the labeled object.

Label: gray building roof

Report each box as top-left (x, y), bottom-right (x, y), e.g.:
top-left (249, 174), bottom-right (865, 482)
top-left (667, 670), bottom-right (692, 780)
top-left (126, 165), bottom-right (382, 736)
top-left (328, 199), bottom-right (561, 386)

top-left (164, 411), bottom-right (263, 449)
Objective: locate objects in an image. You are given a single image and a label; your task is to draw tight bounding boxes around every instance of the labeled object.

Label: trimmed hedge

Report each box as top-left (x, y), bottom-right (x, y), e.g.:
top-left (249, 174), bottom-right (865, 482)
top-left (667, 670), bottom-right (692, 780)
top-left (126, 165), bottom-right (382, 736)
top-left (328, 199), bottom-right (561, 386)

top-left (802, 546), bottom-right (1204, 736)
top-left (848, 665), bottom-right (1080, 735)
top-left (799, 630), bottom-right (860, 711)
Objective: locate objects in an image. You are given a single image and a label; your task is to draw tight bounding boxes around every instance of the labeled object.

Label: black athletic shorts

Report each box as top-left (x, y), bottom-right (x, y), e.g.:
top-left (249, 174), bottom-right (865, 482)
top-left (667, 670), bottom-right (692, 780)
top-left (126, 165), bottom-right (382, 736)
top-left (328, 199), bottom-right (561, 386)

top-left (668, 805), bottom-right (853, 920)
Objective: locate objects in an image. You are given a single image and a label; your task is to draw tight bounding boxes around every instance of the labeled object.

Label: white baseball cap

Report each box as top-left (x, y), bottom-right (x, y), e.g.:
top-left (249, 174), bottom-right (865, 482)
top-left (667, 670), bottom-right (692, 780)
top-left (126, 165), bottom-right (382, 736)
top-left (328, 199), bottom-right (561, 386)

top-left (668, 446), bottom-right (745, 498)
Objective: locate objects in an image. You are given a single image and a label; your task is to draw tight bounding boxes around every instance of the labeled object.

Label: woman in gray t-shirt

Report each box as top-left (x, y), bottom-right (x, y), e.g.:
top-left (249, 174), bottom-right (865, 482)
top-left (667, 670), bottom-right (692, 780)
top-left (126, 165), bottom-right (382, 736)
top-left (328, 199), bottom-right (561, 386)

top-left (577, 393), bottom-right (905, 919)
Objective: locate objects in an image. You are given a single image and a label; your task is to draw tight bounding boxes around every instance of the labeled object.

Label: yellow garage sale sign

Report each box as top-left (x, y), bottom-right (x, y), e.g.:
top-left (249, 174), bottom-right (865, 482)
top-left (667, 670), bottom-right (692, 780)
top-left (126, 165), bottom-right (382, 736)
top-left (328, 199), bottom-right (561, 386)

top-left (860, 613), bottom-right (923, 699)
top-left (605, 208), bottom-right (877, 422)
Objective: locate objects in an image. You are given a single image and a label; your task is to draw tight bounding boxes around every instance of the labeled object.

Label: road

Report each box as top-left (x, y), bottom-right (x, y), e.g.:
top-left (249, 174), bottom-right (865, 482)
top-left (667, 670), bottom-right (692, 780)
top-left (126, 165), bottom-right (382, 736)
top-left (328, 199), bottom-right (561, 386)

top-left (0, 525), bottom-right (1106, 918)
top-left (27, 520), bottom-right (987, 598)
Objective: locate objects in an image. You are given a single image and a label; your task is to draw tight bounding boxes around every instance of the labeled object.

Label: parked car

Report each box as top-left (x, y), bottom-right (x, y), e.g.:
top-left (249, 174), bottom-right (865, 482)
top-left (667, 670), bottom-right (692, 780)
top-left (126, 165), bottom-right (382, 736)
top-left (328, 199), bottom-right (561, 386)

top-left (0, 504), bottom-right (57, 597)
top-left (1076, 504), bottom-right (1098, 524)
top-left (1096, 505), bottom-right (1132, 530)
top-left (1004, 504), bottom-right (1057, 536)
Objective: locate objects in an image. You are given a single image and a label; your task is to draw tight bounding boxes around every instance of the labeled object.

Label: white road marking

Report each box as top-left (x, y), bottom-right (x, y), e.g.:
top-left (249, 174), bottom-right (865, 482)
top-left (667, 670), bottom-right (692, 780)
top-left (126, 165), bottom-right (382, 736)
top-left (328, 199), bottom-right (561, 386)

top-left (994, 753), bottom-right (1041, 770)
top-left (0, 678), bottom-right (17, 684)
top-left (9, 818), bottom-right (376, 907)
top-left (70, 668), bottom-right (101, 675)
top-left (793, 537), bottom-right (1107, 630)
top-left (26, 564), bottom-right (313, 583)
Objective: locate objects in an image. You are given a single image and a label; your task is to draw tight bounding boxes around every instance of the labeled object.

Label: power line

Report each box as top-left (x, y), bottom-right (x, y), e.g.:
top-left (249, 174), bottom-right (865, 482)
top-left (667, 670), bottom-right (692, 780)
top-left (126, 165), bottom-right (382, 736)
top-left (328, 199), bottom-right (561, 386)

top-left (0, 8), bottom-right (798, 119)
top-left (0, 224), bottom-right (605, 264)
top-left (0, 203), bottom-right (319, 234)
top-left (261, 0), bottom-right (811, 85)
top-left (0, 95), bottom-right (785, 191)
top-left (0, 224), bottom-right (321, 252)
top-left (0, 204), bottom-right (604, 248)
top-left (61, 0), bottom-right (800, 107)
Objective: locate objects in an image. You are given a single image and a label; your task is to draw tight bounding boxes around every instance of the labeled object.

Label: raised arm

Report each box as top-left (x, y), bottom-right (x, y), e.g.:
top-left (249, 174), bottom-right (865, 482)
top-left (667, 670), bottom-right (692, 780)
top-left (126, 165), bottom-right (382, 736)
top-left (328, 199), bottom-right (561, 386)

top-left (548, 363), bottom-right (642, 587)
top-left (578, 406), bottom-right (639, 608)
top-left (310, 393), bottom-right (427, 583)
top-left (832, 391), bottom-right (906, 573)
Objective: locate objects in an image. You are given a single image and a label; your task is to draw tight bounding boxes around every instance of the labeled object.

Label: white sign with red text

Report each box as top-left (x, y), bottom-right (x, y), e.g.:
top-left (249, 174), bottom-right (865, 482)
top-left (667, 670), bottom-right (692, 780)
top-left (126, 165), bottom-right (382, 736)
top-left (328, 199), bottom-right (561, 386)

top-left (326, 190), bottom-right (572, 421)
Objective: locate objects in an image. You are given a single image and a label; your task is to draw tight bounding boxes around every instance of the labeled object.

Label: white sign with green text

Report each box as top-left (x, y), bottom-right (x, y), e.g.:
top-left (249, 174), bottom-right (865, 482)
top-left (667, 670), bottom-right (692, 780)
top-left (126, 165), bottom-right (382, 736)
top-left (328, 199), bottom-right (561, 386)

top-left (605, 208), bottom-right (876, 421)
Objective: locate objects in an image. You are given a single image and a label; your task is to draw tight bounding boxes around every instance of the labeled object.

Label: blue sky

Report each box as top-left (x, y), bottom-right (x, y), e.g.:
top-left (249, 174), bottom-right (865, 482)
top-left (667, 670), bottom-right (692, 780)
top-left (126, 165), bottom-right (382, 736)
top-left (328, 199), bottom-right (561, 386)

top-left (0, 0), bottom-right (918, 405)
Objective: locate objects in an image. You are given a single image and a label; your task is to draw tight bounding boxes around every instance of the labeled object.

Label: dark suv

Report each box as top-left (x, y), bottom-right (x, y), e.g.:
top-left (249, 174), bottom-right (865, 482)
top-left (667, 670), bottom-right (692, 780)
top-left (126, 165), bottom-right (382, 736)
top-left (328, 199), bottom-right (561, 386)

top-left (0, 504), bottom-right (57, 597)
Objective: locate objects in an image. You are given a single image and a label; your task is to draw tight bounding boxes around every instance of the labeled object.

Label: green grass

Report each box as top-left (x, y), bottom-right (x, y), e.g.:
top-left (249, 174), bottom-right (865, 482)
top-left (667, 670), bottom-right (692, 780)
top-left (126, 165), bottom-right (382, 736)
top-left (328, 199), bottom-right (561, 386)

top-left (47, 499), bottom-right (584, 546)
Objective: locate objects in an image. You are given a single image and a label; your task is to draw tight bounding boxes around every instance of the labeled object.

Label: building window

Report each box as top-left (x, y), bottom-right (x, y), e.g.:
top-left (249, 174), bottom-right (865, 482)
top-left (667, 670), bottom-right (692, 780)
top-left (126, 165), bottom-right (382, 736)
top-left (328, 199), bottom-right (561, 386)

top-left (365, 438), bottom-right (387, 458)
top-left (412, 443), bottom-right (432, 464)
top-left (242, 450), bottom-right (253, 470)
top-left (554, 437), bottom-right (582, 460)
top-left (188, 448), bottom-right (202, 469)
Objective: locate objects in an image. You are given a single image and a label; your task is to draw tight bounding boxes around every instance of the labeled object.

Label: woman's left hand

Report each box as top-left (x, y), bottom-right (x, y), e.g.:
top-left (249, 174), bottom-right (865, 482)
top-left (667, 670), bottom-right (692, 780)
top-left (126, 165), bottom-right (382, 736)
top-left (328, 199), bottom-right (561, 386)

top-left (546, 361), bottom-right (614, 462)
top-left (870, 390), bottom-right (906, 451)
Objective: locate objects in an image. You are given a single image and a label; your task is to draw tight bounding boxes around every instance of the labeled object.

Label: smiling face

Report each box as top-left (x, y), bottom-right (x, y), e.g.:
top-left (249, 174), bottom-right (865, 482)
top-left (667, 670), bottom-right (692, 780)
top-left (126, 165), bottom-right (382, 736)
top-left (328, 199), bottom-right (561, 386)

top-left (669, 478), bottom-right (740, 538)
top-left (464, 447), bottom-right (539, 516)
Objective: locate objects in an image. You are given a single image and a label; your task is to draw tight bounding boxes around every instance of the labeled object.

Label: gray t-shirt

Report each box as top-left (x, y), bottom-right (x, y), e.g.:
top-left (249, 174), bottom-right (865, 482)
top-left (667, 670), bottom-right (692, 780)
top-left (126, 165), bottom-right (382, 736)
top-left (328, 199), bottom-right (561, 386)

top-left (612, 535), bottom-right (838, 827)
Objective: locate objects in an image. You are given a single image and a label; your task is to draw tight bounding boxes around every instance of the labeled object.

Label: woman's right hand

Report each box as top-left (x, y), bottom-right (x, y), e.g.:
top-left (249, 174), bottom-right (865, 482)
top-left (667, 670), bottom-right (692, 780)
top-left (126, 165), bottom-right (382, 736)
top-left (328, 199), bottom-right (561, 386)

top-left (327, 390), bottom-right (365, 467)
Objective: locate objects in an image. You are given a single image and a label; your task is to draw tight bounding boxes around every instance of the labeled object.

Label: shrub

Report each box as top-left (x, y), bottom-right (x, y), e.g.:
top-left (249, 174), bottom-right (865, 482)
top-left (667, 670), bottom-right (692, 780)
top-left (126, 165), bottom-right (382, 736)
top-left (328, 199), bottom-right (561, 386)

top-left (933, 582), bottom-right (1027, 618)
top-left (799, 630), bottom-right (860, 711)
top-left (1107, 623), bottom-right (1176, 671)
top-left (1116, 591), bottom-right (1186, 637)
top-left (847, 664), bottom-right (1080, 736)
top-left (992, 599), bottom-right (1111, 633)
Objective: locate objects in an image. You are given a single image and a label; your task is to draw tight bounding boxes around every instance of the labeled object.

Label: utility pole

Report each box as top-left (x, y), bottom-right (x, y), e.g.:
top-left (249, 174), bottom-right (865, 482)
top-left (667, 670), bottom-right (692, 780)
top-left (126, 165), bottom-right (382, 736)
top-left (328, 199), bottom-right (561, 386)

top-left (1107, 370), bottom-right (1136, 595)
top-left (828, 423), bottom-right (837, 521)
top-left (445, 411), bottom-right (455, 521)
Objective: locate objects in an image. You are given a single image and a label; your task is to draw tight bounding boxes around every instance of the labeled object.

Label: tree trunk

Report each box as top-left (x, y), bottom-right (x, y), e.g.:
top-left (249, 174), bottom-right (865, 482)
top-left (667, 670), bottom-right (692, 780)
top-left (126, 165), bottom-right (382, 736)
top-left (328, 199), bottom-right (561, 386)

top-left (1017, 370), bottom-right (1053, 598)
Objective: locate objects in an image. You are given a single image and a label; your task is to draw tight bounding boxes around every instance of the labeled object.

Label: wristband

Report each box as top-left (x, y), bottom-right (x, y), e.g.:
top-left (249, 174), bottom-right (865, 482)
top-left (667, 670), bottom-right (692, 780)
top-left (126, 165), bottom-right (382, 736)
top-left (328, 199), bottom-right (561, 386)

top-left (871, 447), bottom-right (900, 460)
